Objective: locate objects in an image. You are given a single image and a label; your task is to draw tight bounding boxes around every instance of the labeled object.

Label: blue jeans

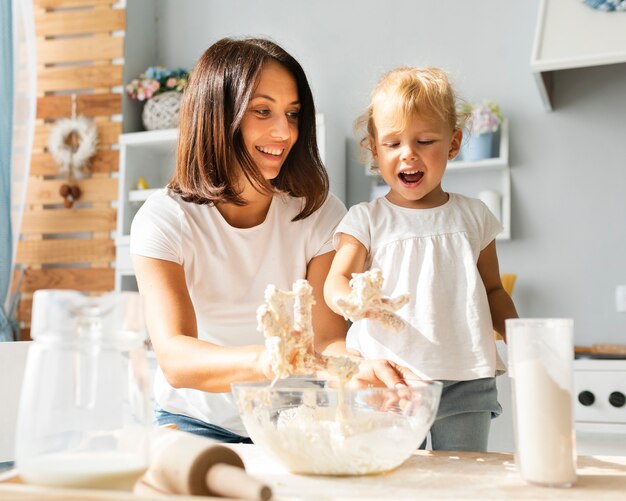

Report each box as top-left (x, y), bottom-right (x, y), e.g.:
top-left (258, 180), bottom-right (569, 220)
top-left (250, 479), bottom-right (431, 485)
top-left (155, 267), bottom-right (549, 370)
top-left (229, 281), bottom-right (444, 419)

top-left (154, 407), bottom-right (252, 444)
top-left (421, 377), bottom-right (502, 452)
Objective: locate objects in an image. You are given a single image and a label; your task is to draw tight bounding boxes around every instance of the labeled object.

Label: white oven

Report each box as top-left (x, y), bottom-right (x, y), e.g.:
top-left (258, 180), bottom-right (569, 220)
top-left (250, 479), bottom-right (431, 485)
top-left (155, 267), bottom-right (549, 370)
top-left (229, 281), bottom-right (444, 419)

top-left (573, 358), bottom-right (626, 456)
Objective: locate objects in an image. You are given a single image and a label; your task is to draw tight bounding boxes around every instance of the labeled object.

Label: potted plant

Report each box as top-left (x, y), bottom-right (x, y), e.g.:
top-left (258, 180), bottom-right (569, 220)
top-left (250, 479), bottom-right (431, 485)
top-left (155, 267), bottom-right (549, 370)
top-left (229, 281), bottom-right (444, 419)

top-left (126, 66), bottom-right (189, 131)
top-left (458, 100), bottom-right (503, 161)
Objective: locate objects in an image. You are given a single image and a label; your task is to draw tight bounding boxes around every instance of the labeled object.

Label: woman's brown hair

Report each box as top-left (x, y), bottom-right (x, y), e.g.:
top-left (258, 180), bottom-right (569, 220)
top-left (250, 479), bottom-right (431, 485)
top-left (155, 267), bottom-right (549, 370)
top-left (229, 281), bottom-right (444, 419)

top-left (169, 37), bottom-right (328, 221)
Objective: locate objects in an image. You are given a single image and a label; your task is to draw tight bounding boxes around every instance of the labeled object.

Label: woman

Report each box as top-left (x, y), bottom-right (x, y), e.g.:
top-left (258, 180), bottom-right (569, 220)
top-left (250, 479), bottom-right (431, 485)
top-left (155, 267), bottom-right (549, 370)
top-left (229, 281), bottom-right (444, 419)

top-left (131, 37), bottom-right (415, 442)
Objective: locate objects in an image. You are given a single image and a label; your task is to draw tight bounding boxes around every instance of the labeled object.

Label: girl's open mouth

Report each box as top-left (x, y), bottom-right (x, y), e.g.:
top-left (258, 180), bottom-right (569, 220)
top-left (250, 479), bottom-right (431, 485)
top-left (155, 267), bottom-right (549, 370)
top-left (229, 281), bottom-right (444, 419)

top-left (399, 170), bottom-right (424, 185)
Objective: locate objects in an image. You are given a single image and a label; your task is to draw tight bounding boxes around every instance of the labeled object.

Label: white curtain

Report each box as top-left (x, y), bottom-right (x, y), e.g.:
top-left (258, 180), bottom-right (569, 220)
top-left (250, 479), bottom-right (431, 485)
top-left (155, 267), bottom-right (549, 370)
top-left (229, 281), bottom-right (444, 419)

top-left (0, 0), bottom-right (36, 340)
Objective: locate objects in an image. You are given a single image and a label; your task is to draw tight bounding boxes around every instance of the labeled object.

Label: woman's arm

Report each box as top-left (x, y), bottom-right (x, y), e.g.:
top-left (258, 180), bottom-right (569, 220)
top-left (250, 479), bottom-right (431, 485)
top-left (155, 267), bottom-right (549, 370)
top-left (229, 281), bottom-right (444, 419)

top-left (132, 255), bottom-right (272, 393)
top-left (477, 240), bottom-right (519, 342)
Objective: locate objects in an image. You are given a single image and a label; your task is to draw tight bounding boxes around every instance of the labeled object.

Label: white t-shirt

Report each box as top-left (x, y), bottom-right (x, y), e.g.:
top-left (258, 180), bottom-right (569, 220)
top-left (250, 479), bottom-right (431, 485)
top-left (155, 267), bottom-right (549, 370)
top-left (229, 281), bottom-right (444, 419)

top-left (131, 188), bottom-right (346, 435)
top-left (334, 193), bottom-right (503, 381)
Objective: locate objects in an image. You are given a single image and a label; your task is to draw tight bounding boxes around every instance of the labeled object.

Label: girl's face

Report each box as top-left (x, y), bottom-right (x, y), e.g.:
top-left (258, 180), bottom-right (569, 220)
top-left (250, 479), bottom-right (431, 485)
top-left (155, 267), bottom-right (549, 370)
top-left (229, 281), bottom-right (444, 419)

top-left (240, 60), bottom-right (300, 182)
top-left (371, 101), bottom-right (461, 209)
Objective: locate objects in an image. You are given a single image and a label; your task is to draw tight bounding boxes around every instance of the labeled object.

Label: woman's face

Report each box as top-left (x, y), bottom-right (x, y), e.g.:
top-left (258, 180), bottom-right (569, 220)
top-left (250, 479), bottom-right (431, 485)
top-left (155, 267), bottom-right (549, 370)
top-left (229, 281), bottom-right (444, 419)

top-left (240, 60), bottom-right (300, 181)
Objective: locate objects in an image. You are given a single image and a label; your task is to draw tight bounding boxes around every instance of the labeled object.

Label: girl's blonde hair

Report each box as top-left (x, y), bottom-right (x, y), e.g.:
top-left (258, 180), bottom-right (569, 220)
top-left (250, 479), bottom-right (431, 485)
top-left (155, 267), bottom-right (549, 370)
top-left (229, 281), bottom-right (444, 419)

top-left (356, 66), bottom-right (468, 163)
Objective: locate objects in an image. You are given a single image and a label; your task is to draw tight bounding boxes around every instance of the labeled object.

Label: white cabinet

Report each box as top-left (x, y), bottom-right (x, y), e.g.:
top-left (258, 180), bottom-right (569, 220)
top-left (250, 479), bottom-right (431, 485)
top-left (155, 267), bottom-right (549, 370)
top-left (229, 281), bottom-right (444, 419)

top-left (531, 0), bottom-right (626, 111)
top-left (115, 128), bottom-right (178, 291)
top-left (446, 119), bottom-right (511, 240)
top-left (367, 119), bottom-right (511, 241)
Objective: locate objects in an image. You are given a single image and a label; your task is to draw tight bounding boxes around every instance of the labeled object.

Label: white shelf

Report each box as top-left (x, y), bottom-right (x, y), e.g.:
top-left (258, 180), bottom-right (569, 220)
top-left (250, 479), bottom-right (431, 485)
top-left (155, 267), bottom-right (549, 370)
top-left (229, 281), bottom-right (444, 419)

top-left (129, 188), bottom-right (159, 202)
top-left (449, 119), bottom-right (509, 172)
top-left (115, 129), bottom-right (179, 292)
top-left (446, 121), bottom-right (511, 240)
top-left (447, 157), bottom-right (506, 172)
top-left (531, 0), bottom-right (626, 111)
top-left (120, 128), bottom-right (178, 149)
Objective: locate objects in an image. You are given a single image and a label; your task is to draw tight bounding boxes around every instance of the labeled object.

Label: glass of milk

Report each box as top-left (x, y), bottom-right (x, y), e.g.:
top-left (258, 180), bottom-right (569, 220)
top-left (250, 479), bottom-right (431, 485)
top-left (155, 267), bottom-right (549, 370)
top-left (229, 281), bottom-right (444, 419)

top-left (506, 318), bottom-right (577, 487)
top-left (15, 290), bottom-right (152, 491)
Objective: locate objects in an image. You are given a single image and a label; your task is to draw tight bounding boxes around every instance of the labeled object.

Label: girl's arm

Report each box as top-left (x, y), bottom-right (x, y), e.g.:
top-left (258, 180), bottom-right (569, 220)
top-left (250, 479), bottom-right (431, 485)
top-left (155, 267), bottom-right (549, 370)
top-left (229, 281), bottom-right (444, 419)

top-left (322, 234), bottom-right (418, 387)
top-left (132, 255), bottom-right (272, 393)
top-left (477, 240), bottom-right (519, 342)
top-left (323, 233), bottom-right (368, 316)
top-left (304, 249), bottom-right (350, 357)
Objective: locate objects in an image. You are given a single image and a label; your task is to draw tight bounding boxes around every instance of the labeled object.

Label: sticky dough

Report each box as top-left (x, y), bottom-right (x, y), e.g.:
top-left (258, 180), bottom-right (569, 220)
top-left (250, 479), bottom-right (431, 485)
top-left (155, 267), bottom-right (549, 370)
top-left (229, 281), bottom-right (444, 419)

top-left (335, 269), bottom-right (410, 332)
top-left (256, 280), bottom-right (358, 384)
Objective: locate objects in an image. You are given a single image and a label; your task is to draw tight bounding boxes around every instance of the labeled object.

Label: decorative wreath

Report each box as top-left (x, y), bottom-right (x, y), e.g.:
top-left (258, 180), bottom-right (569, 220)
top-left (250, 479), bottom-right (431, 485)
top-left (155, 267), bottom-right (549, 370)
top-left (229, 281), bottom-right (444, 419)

top-left (48, 117), bottom-right (98, 178)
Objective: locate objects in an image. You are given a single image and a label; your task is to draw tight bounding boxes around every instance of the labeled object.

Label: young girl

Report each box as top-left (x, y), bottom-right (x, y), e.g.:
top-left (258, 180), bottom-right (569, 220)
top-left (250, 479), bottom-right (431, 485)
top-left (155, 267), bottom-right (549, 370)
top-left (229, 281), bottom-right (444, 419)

top-left (324, 66), bottom-right (519, 452)
top-left (130, 38), bottom-right (416, 443)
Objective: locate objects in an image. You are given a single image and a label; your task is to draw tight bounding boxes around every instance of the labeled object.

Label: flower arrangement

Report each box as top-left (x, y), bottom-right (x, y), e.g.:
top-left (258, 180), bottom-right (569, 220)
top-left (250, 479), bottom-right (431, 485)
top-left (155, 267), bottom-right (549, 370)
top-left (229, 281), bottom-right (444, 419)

top-left (460, 100), bottom-right (503, 136)
top-left (125, 66), bottom-right (189, 101)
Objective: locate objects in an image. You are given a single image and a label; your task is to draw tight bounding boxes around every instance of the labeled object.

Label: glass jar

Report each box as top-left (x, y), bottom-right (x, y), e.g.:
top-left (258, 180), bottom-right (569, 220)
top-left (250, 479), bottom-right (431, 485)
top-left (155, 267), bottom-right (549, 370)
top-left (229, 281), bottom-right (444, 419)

top-left (15, 290), bottom-right (151, 491)
top-left (507, 318), bottom-right (577, 488)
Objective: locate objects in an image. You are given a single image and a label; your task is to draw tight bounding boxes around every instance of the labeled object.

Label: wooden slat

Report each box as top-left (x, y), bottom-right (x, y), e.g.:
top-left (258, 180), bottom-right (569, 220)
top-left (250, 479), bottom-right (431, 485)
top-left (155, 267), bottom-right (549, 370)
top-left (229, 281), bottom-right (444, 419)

top-left (38, 34), bottom-right (123, 64)
top-left (35, 0), bottom-right (115, 9)
top-left (35, 8), bottom-right (124, 37)
top-left (19, 327), bottom-right (32, 341)
top-left (34, 121), bottom-right (121, 149)
top-left (25, 177), bottom-right (118, 204)
top-left (37, 93), bottom-right (121, 119)
top-left (16, 267), bottom-right (115, 292)
top-left (38, 64), bottom-right (123, 92)
top-left (17, 297), bottom-right (32, 323)
top-left (16, 239), bottom-right (115, 265)
top-left (20, 207), bottom-right (116, 234)
top-left (30, 149), bottom-right (119, 176)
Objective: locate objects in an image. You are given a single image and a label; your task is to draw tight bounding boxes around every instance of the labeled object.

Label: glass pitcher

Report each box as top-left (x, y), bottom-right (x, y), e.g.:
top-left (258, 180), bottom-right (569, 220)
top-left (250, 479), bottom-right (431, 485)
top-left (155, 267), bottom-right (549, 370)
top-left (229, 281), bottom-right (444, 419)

top-left (15, 290), bottom-right (152, 491)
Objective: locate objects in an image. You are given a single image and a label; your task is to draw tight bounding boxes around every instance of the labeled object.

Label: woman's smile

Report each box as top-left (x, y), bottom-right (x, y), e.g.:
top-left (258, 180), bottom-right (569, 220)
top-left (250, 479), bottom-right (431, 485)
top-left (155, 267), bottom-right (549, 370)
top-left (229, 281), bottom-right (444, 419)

top-left (241, 60), bottom-right (300, 180)
top-left (255, 144), bottom-right (286, 159)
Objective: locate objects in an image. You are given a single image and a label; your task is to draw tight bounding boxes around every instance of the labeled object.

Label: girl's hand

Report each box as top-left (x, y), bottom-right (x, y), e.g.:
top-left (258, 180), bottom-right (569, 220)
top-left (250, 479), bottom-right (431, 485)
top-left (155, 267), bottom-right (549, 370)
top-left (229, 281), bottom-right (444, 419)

top-left (348, 359), bottom-right (420, 389)
top-left (334, 269), bottom-right (409, 332)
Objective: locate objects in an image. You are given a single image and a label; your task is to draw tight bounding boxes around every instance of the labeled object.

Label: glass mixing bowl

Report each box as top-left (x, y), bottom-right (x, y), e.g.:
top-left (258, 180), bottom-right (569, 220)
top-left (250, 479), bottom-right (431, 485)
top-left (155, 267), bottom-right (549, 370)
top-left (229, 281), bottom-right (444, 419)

top-left (232, 378), bottom-right (442, 475)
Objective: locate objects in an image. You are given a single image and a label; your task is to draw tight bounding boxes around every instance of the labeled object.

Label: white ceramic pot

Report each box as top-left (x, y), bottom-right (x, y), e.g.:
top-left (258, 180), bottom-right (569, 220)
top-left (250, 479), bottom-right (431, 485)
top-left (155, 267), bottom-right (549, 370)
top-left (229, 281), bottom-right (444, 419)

top-left (142, 91), bottom-right (182, 131)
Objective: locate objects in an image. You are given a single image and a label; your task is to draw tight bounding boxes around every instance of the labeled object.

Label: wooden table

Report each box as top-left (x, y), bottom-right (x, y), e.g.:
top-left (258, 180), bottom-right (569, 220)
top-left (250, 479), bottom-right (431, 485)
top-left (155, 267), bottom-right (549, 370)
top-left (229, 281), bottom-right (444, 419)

top-left (232, 445), bottom-right (626, 500)
top-left (1, 447), bottom-right (625, 500)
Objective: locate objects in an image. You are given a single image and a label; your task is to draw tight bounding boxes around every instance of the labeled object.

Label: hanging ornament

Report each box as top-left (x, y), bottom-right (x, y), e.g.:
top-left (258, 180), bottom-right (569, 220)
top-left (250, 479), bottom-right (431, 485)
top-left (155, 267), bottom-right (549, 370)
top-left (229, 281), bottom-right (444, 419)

top-left (47, 94), bottom-right (98, 208)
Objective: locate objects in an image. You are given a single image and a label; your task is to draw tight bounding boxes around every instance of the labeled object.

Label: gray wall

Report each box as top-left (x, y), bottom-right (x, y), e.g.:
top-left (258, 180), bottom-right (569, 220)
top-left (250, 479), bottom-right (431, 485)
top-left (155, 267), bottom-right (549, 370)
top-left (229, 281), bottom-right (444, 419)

top-left (148, 0), bottom-right (626, 346)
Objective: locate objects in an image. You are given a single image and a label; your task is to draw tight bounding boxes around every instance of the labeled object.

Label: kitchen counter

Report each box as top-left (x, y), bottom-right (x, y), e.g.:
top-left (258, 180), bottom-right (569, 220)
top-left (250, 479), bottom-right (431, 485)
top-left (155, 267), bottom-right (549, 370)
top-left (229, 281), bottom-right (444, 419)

top-left (233, 445), bottom-right (626, 500)
top-left (1, 447), bottom-right (625, 500)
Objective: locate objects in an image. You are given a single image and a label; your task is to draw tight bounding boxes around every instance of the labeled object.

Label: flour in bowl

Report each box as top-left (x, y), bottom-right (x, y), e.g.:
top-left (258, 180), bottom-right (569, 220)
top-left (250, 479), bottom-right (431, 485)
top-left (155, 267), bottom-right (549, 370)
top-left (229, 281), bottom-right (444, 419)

top-left (244, 403), bottom-right (424, 475)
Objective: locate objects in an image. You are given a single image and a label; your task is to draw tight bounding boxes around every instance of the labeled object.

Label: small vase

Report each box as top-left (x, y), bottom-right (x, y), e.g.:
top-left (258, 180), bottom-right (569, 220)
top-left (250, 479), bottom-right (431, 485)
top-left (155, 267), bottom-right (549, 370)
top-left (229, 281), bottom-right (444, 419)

top-left (142, 91), bottom-right (182, 131)
top-left (461, 132), bottom-right (494, 161)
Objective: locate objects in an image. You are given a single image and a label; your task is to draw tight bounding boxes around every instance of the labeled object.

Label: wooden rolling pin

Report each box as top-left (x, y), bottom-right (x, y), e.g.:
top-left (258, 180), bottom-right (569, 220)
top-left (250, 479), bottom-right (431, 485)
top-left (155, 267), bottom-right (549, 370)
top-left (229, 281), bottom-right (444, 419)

top-left (134, 428), bottom-right (272, 500)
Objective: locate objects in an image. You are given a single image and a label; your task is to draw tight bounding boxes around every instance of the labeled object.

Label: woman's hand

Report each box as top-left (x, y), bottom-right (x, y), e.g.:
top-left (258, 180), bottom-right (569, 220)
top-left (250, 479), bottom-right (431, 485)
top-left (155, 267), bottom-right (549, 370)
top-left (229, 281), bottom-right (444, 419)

top-left (348, 359), bottom-right (420, 389)
top-left (254, 347), bottom-right (276, 381)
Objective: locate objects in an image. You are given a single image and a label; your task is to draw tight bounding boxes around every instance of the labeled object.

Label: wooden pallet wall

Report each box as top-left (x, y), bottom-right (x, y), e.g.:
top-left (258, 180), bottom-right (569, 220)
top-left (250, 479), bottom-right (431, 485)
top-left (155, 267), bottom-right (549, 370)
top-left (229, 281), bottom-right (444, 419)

top-left (14, 0), bottom-right (125, 337)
